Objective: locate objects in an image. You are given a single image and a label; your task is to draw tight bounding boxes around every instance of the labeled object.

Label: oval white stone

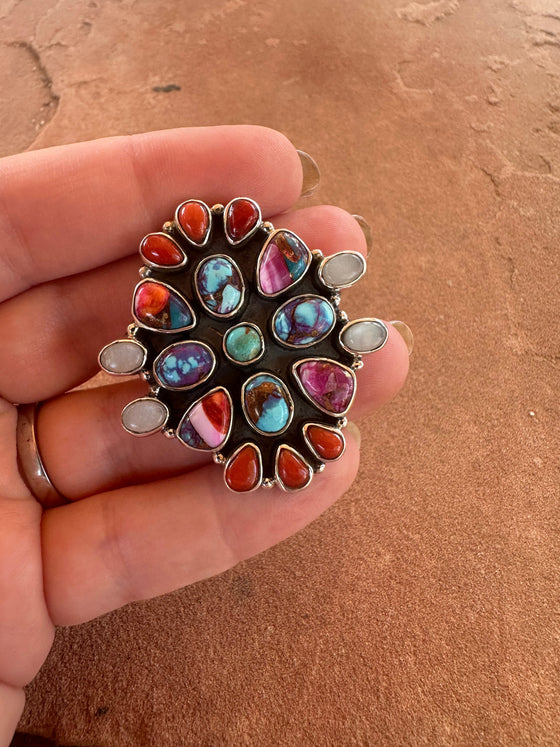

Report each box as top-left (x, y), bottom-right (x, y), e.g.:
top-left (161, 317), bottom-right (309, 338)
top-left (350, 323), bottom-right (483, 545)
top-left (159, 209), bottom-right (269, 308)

top-left (100, 339), bottom-right (146, 374)
top-left (340, 319), bottom-right (388, 354)
top-left (121, 398), bottom-right (168, 435)
top-left (320, 251), bottom-right (366, 289)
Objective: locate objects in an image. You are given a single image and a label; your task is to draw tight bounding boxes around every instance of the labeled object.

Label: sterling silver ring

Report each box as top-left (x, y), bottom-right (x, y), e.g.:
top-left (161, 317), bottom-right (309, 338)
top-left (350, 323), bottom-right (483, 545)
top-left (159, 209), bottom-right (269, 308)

top-left (99, 197), bottom-right (390, 493)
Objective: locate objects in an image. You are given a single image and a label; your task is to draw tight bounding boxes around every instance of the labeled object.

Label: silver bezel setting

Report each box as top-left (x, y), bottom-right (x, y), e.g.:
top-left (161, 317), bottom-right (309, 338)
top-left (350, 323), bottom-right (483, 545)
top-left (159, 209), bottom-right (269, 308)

top-left (223, 442), bottom-right (264, 493)
top-left (241, 372), bottom-right (295, 437)
top-left (316, 250), bottom-right (367, 290)
top-left (121, 396), bottom-right (170, 437)
top-left (291, 357), bottom-right (357, 417)
top-left (302, 422), bottom-right (346, 463)
top-left (193, 253), bottom-right (246, 320)
top-left (176, 386), bottom-right (234, 453)
top-left (98, 338), bottom-right (147, 376)
top-left (255, 229), bottom-right (312, 298)
top-left (152, 340), bottom-right (216, 391)
top-left (174, 199), bottom-right (212, 248)
top-left (222, 322), bottom-right (265, 366)
top-left (339, 318), bottom-right (389, 355)
top-left (274, 444), bottom-right (313, 492)
top-left (132, 278), bottom-right (197, 333)
top-left (223, 196), bottom-right (262, 246)
top-left (270, 294), bottom-right (336, 350)
top-left (139, 231), bottom-right (188, 270)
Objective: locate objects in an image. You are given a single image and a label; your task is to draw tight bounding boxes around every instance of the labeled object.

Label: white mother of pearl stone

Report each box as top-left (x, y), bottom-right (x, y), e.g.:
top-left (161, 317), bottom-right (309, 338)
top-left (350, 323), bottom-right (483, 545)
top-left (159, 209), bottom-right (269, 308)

top-left (340, 319), bottom-right (388, 354)
top-left (319, 251), bottom-right (366, 289)
top-left (121, 398), bottom-right (168, 436)
top-left (99, 339), bottom-right (146, 375)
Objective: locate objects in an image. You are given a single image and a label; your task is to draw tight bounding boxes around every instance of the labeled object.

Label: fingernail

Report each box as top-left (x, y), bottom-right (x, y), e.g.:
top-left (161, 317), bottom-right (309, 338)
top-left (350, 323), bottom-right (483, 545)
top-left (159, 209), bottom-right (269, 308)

top-left (390, 320), bottom-right (414, 355)
top-left (297, 150), bottom-right (321, 197)
top-left (345, 421), bottom-right (361, 448)
top-left (352, 215), bottom-right (373, 252)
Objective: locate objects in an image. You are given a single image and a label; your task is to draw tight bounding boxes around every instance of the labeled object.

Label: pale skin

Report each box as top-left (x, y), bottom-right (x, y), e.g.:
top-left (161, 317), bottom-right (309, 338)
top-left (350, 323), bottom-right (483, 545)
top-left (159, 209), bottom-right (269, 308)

top-left (0, 125), bottom-right (409, 745)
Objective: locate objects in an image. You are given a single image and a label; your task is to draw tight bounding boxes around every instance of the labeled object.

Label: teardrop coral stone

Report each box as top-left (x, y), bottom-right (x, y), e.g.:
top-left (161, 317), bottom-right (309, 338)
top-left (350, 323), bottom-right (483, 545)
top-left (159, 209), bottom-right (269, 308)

top-left (306, 425), bottom-right (344, 460)
top-left (178, 201), bottom-right (210, 244)
top-left (225, 444), bottom-right (261, 492)
top-left (225, 198), bottom-right (259, 242)
top-left (140, 233), bottom-right (185, 267)
top-left (277, 447), bottom-right (311, 490)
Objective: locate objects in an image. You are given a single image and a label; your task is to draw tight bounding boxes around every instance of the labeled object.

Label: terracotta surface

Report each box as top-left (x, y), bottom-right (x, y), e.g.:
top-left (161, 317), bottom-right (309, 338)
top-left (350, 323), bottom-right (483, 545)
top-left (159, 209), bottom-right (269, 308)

top-left (2, 0), bottom-right (560, 745)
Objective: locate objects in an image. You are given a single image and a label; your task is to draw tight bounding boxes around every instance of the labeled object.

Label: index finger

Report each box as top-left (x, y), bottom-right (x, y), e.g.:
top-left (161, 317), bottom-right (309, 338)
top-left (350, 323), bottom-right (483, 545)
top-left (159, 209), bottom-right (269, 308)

top-left (0, 125), bottom-right (302, 302)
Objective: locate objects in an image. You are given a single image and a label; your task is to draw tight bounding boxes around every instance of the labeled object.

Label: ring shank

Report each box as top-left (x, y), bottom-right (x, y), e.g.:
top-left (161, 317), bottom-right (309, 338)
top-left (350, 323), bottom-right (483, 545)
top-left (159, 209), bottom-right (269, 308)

top-left (16, 403), bottom-right (68, 509)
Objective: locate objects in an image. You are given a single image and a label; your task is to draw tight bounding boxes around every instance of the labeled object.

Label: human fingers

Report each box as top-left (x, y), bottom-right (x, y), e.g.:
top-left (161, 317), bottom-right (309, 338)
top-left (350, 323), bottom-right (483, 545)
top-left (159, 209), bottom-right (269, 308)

top-left (0, 125), bottom-right (302, 303)
top-left (0, 206), bottom-right (366, 402)
top-left (41, 430), bottom-right (361, 625)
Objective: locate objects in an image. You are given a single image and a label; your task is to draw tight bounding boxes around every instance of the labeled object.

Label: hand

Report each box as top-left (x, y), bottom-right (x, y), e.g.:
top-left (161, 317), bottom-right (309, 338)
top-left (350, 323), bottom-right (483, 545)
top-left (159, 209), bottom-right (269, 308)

top-left (0, 125), bottom-right (409, 744)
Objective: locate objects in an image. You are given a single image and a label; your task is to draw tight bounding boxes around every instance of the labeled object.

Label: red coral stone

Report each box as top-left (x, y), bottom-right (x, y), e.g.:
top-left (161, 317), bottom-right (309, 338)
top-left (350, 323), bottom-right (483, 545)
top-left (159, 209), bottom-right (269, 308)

top-left (226, 198), bottom-right (259, 241)
top-left (178, 201), bottom-right (210, 243)
top-left (277, 447), bottom-right (311, 490)
top-left (225, 444), bottom-right (261, 492)
top-left (140, 233), bottom-right (184, 267)
top-left (307, 425), bottom-right (344, 460)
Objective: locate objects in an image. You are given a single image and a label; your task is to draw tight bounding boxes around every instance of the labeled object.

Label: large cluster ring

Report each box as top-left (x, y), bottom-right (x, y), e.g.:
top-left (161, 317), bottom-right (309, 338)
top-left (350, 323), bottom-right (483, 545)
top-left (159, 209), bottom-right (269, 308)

top-left (99, 198), bottom-right (389, 493)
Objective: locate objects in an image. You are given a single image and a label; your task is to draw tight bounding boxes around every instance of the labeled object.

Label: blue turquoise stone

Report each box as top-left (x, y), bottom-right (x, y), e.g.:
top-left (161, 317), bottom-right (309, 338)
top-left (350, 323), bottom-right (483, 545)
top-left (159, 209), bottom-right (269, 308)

top-left (224, 324), bottom-right (263, 363)
top-left (154, 342), bottom-right (214, 389)
top-left (243, 374), bottom-right (293, 434)
top-left (273, 295), bottom-right (335, 346)
top-left (196, 255), bottom-right (244, 316)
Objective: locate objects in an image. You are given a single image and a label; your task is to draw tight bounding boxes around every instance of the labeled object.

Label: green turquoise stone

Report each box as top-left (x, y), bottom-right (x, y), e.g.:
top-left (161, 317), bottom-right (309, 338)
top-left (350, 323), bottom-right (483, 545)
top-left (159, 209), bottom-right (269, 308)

top-left (224, 324), bottom-right (263, 363)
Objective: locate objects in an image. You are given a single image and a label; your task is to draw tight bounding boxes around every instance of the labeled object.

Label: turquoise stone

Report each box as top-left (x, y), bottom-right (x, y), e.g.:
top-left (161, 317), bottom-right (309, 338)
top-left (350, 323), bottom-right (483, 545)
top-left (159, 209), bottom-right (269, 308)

top-left (196, 255), bottom-right (244, 317)
top-left (154, 342), bottom-right (214, 390)
top-left (224, 324), bottom-right (263, 363)
top-left (243, 374), bottom-right (293, 434)
top-left (273, 295), bottom-right (335, 346)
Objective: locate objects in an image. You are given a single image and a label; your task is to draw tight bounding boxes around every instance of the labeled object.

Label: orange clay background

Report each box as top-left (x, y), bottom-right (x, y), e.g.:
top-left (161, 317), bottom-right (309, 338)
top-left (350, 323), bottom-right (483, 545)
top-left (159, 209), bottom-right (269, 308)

top-left (2, 1), bottom-right (560, 745)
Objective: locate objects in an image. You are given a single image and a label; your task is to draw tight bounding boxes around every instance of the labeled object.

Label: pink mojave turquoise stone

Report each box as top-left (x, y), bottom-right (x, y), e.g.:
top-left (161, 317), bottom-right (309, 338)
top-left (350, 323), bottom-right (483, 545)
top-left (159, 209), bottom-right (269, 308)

top-left (258, 230), bottom-right (310, 296)
top-left (178, 388), bottom-right (232, 450)
top-left (293, 359), bottom-right (355, 415)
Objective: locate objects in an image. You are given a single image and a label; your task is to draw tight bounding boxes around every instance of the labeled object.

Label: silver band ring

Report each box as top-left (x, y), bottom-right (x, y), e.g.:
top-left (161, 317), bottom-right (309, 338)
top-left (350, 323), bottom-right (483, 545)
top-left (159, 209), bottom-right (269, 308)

top-left (16, 402), bottom-right (67, 509)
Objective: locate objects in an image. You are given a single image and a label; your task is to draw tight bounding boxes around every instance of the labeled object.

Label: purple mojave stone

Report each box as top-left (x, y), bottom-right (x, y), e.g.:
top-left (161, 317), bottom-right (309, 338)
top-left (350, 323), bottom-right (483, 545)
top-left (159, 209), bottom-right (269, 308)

top-left (258, 230), bottom-right (310, 296)
top-left (293, 359), bottom-right (355, 415)
top-left (154, 341), bottom-right (215, 390)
